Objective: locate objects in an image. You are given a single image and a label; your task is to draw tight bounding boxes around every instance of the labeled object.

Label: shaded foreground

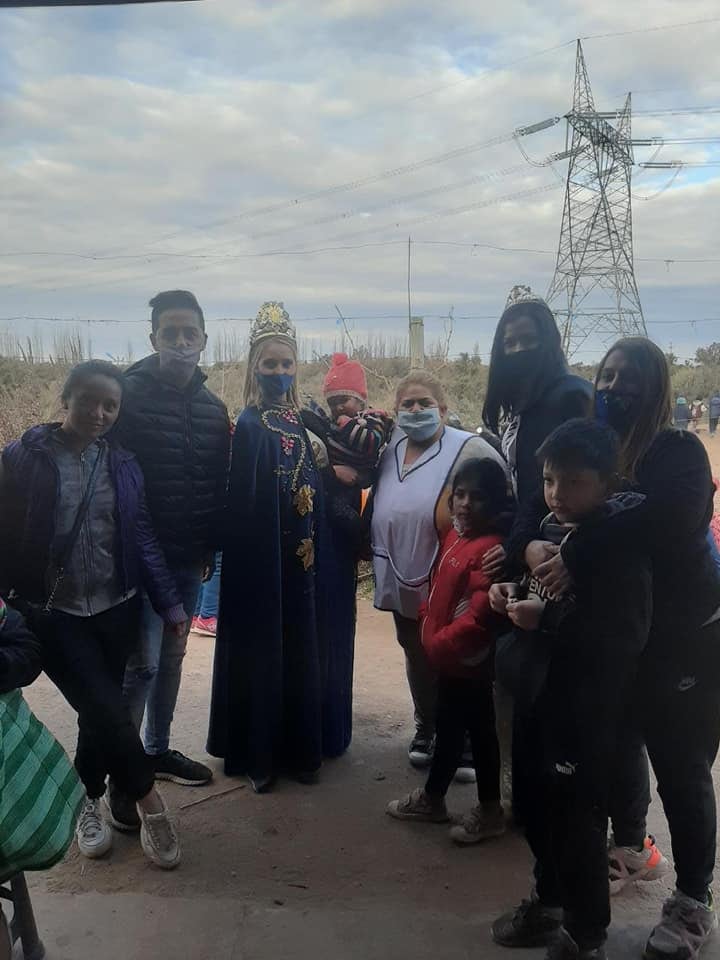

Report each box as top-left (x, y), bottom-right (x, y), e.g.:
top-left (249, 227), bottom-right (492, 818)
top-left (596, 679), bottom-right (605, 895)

top-left (22, 601), bottom-right (720, 960)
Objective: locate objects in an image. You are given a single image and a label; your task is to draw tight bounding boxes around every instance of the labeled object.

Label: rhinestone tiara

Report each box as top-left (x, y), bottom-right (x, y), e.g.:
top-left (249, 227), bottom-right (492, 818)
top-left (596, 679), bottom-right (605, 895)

top-left (249, 301), bottom-right (297, 347)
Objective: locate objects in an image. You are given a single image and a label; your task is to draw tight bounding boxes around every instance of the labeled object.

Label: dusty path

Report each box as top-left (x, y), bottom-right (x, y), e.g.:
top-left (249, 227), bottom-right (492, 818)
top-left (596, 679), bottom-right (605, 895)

top-left (20, 599), bottom-right (720, 959)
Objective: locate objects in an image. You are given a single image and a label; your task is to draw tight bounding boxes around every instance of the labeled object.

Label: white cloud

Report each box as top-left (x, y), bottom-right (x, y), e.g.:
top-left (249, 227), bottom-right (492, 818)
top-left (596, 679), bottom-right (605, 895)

top-left (0, 0), bottom-right (718, 361)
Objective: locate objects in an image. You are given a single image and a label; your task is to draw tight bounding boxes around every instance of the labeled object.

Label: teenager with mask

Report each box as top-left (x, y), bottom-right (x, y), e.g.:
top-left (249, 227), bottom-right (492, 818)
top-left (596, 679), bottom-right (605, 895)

top-left (207, 302), bottom-right (328, 792)
top-left (116, 291), bottom-right (230, 821)
top-left (482, 285), bottom-right (592, 506)
top-left (371, 370), bottom-right (507, 767)
top-left (481, 285), bottom-right (593, 830)
top-left (524, 338), bottom-right (720, 960)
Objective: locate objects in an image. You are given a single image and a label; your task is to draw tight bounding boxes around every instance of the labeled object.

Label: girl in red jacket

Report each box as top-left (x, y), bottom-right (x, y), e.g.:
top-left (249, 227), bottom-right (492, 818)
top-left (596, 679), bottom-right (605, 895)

top-left (387, 457), bottom-right (515, 844)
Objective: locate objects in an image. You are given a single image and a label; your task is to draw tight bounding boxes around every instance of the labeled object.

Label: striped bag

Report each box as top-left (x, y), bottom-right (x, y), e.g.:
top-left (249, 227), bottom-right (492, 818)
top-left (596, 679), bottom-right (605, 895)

top-left (0, 690), bottom-right (83, 879)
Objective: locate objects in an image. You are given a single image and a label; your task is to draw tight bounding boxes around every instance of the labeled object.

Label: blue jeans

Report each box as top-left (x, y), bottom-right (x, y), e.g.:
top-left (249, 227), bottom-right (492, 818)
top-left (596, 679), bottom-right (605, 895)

top-left (123, 562), bottom-right (203, 756)
top-left (195, 554), bottom-right (221, 619)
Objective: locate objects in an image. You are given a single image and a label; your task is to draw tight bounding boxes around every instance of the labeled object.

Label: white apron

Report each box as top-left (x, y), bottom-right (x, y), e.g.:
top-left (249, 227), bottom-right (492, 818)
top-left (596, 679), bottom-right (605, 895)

top-left (371, 426), bottom-right (500, 620)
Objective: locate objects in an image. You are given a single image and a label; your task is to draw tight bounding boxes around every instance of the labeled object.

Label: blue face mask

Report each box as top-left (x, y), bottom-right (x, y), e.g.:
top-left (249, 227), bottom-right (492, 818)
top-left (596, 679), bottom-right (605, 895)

top-left (397, 407), bottom-right (442, 442)
top-left (256, 371), bottom-right (295, 401)
top-left (595, 389), bottom-right (638, 436)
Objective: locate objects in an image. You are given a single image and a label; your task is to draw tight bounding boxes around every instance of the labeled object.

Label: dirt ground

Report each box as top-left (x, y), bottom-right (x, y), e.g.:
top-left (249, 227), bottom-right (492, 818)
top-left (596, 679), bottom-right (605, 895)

top-left (18, 592), bottom-right (720, 960)
top-left (12, 431), bottom-right (720, 959)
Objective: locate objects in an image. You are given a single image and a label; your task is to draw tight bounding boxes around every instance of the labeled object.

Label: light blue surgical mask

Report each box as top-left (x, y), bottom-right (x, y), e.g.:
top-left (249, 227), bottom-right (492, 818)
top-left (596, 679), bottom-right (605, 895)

top-left (397, 407), bottom-right (441, 442)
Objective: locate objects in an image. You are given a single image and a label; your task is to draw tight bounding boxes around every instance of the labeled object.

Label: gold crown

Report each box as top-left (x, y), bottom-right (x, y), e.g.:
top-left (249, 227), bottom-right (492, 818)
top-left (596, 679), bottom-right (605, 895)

top-left (249, 301), bottom-right (296, 346)
top-left (505, 284), bottom-right (547, 309)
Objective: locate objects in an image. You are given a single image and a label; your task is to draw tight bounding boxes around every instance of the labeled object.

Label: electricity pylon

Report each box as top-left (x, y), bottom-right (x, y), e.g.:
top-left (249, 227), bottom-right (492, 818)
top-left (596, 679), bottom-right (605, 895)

top-left (546, 40), bottom-right (646, 358)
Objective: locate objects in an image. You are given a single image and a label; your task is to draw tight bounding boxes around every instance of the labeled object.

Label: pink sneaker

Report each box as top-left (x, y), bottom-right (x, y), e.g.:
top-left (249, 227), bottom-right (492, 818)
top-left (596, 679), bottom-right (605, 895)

top-left (194, 616), bottom-right (217, 637)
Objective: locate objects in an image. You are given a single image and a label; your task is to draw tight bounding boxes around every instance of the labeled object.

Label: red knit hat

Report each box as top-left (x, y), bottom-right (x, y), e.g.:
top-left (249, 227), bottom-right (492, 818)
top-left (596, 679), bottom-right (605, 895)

top-left (322, 353), bottom-right (367, 402)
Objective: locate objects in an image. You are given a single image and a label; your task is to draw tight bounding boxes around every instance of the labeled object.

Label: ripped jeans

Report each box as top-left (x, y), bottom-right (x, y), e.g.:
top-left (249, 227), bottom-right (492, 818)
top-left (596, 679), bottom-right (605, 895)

top-left (122, 562), bottom-right (203, 756)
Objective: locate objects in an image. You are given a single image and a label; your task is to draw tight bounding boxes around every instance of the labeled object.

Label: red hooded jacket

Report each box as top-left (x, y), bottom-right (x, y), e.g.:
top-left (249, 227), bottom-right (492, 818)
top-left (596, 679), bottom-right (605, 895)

top-left (420, 529), bottom-right (502, 678)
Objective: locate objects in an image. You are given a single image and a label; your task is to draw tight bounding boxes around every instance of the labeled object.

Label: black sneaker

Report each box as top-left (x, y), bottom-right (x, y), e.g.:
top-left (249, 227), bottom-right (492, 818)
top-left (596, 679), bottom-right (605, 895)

top-left (547, 928), bottom-right (607, 960)
top-left (408, 735), bottom-right (435, 769)
top-left (296, 769), bottom-right (320, 785)
top-left (153, 750), bottom-right (212, 786)
top-left (492, 897), bottom-right (563, 948)
top-left (248, 774), bottom-right (275, 794)
top-left (104, 781), bottom-right (140, 832)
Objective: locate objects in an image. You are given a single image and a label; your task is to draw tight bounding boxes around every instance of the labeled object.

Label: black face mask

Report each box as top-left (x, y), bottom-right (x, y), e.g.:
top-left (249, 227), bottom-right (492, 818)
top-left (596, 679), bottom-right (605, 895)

top-left (595, 389), bottom-right (639, 436)
top-left (503, 349), bottom-right (542, 411)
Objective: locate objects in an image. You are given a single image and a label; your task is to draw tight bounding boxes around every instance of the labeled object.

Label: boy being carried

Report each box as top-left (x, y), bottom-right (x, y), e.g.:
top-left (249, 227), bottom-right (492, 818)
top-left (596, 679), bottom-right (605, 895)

top-left (490, 419), bottom-right (652, 960)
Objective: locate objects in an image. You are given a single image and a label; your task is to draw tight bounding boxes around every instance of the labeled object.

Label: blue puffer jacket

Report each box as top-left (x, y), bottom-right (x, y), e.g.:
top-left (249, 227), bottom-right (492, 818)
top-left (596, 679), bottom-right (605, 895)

top-left (0, 424), bottom-right (184, 622)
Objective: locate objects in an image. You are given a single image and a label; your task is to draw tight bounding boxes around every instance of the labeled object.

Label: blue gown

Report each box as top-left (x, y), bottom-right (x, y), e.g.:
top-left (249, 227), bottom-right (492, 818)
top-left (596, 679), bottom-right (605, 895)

top-left (207, 405), bottom-right (326, 779)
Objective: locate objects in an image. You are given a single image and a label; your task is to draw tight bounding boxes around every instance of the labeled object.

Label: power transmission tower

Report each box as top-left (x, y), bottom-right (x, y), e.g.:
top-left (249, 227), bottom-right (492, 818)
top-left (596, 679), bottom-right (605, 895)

top-left (546, 40), bottom-right (646, 358)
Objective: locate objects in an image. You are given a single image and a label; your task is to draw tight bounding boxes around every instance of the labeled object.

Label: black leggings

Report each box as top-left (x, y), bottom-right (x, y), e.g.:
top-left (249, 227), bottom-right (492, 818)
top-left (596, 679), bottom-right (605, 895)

top-left (641, 625), bottom-right (720, 901)
top-left (425, 672), bottom-right (501, 805)
top-left (37, 598), bottom-right (155, 802)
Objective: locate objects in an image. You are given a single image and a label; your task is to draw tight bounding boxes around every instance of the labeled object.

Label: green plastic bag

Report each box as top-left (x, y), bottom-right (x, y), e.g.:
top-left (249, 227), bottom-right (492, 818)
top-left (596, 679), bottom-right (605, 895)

top-left (0, 690), bottom-right (83, 879)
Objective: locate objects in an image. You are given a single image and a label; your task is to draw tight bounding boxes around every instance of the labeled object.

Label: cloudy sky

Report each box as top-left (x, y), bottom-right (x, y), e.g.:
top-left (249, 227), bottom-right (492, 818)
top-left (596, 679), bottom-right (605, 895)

top-left (1, 0), bottom-right (719, 364)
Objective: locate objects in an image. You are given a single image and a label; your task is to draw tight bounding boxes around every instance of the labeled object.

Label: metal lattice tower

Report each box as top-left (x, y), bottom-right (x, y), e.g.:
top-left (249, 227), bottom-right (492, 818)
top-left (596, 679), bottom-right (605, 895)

top-left (546, 40), bottom-right (646, 358)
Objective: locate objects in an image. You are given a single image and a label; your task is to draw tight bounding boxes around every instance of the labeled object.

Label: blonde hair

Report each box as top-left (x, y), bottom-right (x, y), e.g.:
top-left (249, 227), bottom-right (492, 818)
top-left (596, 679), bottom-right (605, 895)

top-left (395, 369), bottom-right (447, 410)
top-left (243, 337), bottom-right (300, 410)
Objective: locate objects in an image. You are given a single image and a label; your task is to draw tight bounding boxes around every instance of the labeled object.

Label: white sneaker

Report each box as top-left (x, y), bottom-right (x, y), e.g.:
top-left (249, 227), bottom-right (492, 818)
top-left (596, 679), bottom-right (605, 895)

top-left (139, 798), bottom-right (181, 870)
top-left (76, 797), bottom-right (113, 859)
top-left (609, 834), bottom-right (671, 895)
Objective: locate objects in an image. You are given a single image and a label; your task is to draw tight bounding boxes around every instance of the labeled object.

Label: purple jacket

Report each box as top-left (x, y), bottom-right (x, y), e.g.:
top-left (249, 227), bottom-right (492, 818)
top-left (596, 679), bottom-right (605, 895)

top-left (0, 424), bottom-right (184, 623)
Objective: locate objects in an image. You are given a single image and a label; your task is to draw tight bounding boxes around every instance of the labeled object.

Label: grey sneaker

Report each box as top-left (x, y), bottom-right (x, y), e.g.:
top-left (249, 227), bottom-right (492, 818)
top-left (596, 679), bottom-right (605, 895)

top-left (450, 803), bottom-right (506, 845)
top-left (139, 799), bottom-right (181, 870)
top-left (644, 890), bottom-right (718, 959)
top-left (76, 797), bottom-right (113, 859)
top-left (386, 787), bottom-right (449, 823)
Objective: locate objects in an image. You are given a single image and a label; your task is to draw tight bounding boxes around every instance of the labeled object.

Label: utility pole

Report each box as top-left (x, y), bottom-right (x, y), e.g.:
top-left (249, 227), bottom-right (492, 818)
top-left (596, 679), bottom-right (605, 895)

top-left (407, 235), bottom-right (425, 368)
top-left (409, 316), bottom-right (425, 369)
top-left (546, 40), bottom-right (646, 358)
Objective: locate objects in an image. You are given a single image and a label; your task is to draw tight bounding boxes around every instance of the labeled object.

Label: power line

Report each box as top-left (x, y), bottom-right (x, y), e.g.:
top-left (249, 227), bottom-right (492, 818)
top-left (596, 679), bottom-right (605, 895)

top-left (578, 16), bottom-right (720, 42)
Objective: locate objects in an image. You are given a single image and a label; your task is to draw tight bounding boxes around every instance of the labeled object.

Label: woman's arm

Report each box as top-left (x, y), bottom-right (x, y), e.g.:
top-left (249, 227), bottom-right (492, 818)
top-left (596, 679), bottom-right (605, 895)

top-left (562, 430), bottom-right (713, 575)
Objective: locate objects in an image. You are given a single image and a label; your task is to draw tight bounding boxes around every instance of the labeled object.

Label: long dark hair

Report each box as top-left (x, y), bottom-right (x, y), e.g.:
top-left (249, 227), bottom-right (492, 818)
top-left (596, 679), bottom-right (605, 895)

top-left (482, 300), bottom-right (567, 433)
top-left (595, 337), bottom-right (672, 482)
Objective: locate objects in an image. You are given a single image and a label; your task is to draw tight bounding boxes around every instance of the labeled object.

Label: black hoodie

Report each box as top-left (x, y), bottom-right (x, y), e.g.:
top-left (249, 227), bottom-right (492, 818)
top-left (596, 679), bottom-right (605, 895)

top-left (113, 354), bottom-right (231, 565)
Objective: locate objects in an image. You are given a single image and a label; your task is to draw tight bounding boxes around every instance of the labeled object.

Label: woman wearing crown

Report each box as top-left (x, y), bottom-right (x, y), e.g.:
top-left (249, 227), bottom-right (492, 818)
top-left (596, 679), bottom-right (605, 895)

top-left (207, 302), bottom-right (328, 792)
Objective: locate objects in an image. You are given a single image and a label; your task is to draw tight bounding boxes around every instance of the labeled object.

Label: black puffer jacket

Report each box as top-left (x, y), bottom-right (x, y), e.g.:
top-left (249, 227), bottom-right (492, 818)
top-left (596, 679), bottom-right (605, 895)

top-left (114, 355), bottom-right (231, 565)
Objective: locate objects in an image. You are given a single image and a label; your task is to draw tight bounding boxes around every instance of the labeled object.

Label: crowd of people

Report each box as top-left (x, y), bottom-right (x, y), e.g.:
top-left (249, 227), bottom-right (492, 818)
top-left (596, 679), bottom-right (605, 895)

top-left (673, 393), bottom-right (720, 435)
top-left (0, 285), bottom-right (718, 960)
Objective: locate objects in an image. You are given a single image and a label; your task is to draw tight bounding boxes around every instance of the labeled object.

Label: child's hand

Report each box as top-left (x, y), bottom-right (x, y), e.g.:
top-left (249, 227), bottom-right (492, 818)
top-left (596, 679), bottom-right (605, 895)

top-left (525, 540), bottom-right (559, 571)
top-left (333, 464), bottom-right (359, 486)
top-left (506, 596), bottom-right (544, 631)
top-left (489, 581), bottom-right (518, 615)
top-left (482, 544), bottom-right (506, 581)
